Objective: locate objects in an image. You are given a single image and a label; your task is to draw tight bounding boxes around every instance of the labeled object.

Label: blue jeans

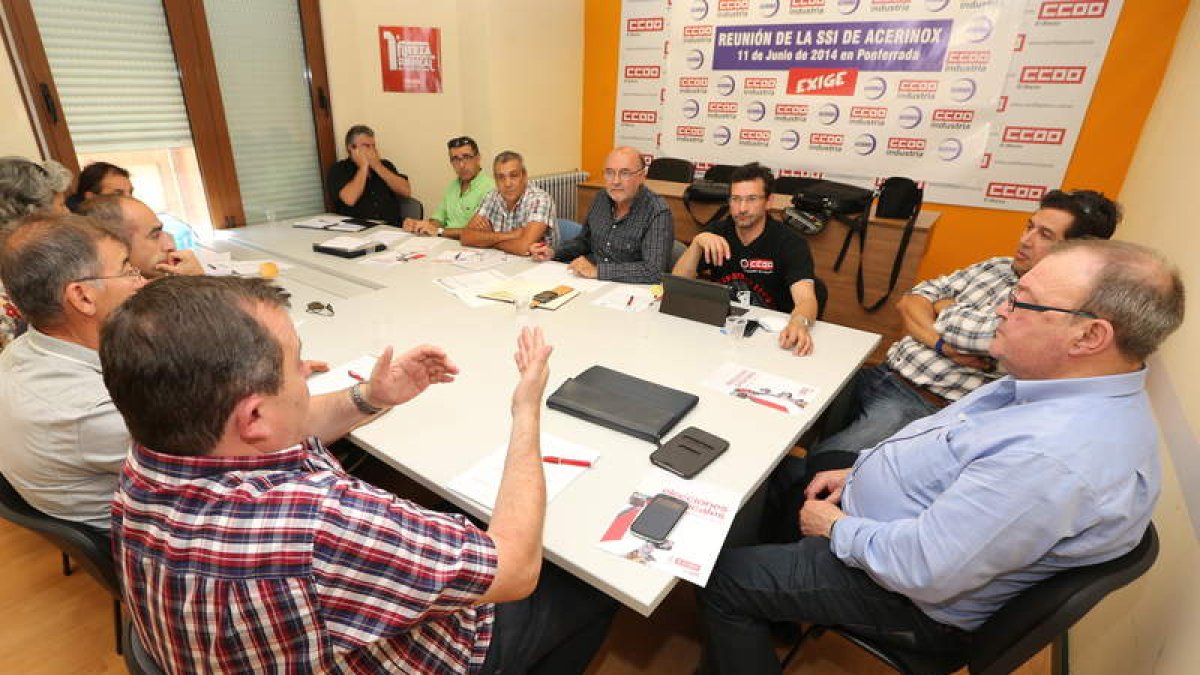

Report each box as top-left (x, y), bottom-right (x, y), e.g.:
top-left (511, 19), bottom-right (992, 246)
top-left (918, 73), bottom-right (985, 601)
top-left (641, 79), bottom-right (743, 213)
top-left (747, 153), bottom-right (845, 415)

top-left (698, 539), bottom-right (970, 675)
top-left (811, 364), bottom-right (943, 457)
top-left (480, 561), bottom-right (617, 674)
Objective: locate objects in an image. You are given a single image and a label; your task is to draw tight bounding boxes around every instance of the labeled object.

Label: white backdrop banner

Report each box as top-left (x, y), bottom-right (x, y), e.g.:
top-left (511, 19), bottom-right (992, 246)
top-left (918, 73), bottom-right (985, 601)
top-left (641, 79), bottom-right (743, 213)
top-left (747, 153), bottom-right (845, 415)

top-left (613, 0), bottom-right (1123, 211)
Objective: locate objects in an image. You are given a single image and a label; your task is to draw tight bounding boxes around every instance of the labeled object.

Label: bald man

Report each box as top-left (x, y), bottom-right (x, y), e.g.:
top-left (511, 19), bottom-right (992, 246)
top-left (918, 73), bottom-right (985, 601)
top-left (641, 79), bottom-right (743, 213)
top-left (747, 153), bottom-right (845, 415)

top-left (531, 147), bottom-right (673, 283)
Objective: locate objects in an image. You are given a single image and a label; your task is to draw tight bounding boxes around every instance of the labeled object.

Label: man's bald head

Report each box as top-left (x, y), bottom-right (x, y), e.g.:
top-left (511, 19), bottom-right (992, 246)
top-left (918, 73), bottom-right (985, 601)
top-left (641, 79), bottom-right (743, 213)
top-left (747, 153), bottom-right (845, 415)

top-left (603, 146), bottom-right (648, 206)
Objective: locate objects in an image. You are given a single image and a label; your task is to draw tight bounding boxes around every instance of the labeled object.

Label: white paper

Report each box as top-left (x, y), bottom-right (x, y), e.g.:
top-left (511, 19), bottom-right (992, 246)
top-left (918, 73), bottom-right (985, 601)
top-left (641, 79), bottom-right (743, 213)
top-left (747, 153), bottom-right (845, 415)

top-left (592, 285), bottom-right (658, 312)
top-left (448, 433), bottom-right (601, 511)
top-left (514, 261), bottom-right (608, 293)
top-left (318, 235), bottom-right (373, 251)
top-left (597, 469), bottom-right (739, 587)
top-left (434, 248), bottom-right (510, 271)
top-left (194, 247), bottom-right (233, 275)
top-left (433, 269), bottom-right (510, 294)
top-left (702, 363), bottom-right (819, 416)
top-left (395, 237), bottom-right (442, 254)
top-left (306, 355), bottom-right (377, 395)
top-left (293, 215), bottom-right (346, 229)
top-left (367, 230), bottom-right (412, 247)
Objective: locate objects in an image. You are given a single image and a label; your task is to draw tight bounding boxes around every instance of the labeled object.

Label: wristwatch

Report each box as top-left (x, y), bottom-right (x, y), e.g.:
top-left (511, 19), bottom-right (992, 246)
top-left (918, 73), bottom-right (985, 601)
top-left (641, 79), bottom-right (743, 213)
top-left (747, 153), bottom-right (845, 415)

top-left (792, 315), bottom-right (814, 329)
top-left (350, 382), bottom-right (383, 415)
top-left (436, 227), bottom-right (445, 237)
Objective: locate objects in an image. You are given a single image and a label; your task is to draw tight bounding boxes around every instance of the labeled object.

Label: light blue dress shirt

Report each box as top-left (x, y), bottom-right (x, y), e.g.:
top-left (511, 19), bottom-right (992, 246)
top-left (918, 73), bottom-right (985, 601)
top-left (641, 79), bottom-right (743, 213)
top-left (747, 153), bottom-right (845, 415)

top-left (833, 369), bottom-right (1160, 630)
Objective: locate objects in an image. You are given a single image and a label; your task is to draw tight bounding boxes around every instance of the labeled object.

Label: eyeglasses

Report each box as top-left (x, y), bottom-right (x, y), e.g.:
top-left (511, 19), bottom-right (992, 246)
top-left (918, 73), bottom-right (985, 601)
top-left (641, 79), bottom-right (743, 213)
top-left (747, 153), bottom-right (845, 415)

top-left (729, 195), bottom-right (766, 205)
top-left (305, 301), bottom-right (335, 317)
top-left (447, 136), bottom-right (475, 149)
top-left (1005, 290), bottom-right (1097, 319)
top-left (602, 167), bottom-right (645, 180)
top-left (449, 152), bottom-right (478, 164)
top-left (73, 265), bottom-right (142, 283)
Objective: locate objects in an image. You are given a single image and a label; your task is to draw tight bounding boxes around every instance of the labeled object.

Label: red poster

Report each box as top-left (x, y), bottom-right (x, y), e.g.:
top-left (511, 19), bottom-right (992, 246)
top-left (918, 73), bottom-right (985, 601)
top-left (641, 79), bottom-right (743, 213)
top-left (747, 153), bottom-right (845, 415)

top-left (379, 26), bottom-right (442, 93)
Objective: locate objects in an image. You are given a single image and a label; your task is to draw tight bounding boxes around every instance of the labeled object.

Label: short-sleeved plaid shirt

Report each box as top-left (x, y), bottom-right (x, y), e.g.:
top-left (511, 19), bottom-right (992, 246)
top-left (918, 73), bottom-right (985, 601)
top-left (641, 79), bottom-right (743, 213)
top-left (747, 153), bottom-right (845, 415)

top-left (114, 439), bottom-right (498, 674)
top-left (475, 184), bottom-right (560, 248)
top-left (886, 256), bottom-right (1018, 401)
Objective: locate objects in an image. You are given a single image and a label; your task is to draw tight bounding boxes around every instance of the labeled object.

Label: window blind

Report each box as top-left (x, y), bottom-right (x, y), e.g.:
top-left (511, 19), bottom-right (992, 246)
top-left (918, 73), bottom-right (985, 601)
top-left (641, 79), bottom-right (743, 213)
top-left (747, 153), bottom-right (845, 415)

top-left (31, 0), bottom-right (194, 153)
top-left (203, 0), bottom-right (324, 223)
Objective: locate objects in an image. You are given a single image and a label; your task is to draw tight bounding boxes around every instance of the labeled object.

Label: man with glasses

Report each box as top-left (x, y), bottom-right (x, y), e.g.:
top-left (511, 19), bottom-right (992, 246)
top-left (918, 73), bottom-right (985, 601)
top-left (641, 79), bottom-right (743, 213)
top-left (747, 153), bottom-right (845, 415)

top-left (80, 194), bottom-right (204, 278)
top-left (327, 124), bottom-right (416, 224)
top-left (530, 146), bottom-right (672, 283)
top-left (700, 240), bottom-right (1185, 674)
top-left (0, 213), bottom-right (147, 531)
top-left (461, 151), bottom-right (559, 255)
top-left (672, 162), bottom-right (820, 356)
top-left (765, 190), bottom-right (1123, 516)
top-left (403, 136), bottom-right (495, 240)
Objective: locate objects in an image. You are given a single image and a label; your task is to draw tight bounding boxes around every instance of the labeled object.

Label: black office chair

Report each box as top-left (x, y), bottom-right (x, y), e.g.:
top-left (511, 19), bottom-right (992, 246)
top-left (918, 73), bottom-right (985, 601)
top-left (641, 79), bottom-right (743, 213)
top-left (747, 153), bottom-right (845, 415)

top-left (123, 622), bottom-right (167, 675)
top-left (783, 522), bottom-right (1159, 675)
top-left (646, 157), bottom-right (696, 183)
top-left (397, 196), bottom-right (424, 222)
top-left (0, 471), bottom-right (123, 654)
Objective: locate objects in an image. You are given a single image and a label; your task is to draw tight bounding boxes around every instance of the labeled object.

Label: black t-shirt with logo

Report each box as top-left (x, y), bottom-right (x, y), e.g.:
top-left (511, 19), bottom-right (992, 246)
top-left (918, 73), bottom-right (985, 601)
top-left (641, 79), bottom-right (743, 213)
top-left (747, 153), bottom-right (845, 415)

top-left (326, 158), bottom-right (409, 223)
top-left (697, 216), bottom-right (815, 314)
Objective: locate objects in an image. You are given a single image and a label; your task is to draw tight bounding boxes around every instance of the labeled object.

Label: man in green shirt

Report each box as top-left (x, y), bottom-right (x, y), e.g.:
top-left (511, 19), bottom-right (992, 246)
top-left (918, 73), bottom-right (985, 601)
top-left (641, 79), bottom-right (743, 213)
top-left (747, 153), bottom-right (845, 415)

top-left (403, 136), bottom-right (495, 240)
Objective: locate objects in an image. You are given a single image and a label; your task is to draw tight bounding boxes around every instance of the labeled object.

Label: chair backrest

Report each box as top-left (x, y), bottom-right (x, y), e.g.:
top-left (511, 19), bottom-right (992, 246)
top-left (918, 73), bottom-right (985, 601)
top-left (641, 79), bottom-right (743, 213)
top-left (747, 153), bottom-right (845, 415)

top-left (123, 623), bottom-right (167, 675)
top-left (397, 196), bottom-right (423, 222)
top-left (556, 218), bottom-right (583, 242)
top-left (968, 523), bottom-right (1159, 675)
top-left (646, 157), bottom-right (696, 183)
top-left (0, 471), bottom-right (119, 595)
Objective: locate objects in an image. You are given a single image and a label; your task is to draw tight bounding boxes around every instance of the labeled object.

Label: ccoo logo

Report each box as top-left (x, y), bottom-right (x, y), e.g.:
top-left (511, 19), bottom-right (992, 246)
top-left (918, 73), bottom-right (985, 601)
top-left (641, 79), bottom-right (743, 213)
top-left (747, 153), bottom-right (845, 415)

top-left (746, 101), bottom-right (767, 121)
top-left (691, 0), bottom-right (711, 20)
top-left (987, 182), bottom-right (1047, 201)
top-left (682, 99), bottom-right (701, 118)
top-left (854, 133), bottom-right (878, 155)
top-left (717, 75), bottom-right (737, 96)
top-left (862, 77), bottom-right (888, 100)
top-left (1039, 1), bottom-right (1109, 20)
top-left (686, 49), bottom-right (707, 70)
top-left (780, 129), bottom-right (801, 150)
top-left (712, 125), bottom-right (732, 145)
top-left (897, 106), bottom-right (923, 129)
top-left (938, 138), bottom-right (963, 161)
top-left (817, 103), bottom-right (840, 125)
top-left (1020, 66), bottom-right (1086, 84)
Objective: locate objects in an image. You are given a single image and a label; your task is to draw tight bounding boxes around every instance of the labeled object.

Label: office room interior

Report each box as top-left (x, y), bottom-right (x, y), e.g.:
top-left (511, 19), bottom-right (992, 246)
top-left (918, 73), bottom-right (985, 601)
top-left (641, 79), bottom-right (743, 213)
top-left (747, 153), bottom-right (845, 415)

top-left (0, 0), bottom-right (1196, 673)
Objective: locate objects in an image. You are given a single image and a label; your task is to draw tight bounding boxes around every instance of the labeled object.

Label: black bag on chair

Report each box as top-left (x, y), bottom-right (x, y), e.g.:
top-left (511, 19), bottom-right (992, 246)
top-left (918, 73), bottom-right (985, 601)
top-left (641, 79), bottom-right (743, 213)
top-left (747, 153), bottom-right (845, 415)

top-left (683, 164), bottom-right (737, 227)
top-left (791, 180), bottom-right (874, 220)
top-left (831, 177), bottom-right (924, 313)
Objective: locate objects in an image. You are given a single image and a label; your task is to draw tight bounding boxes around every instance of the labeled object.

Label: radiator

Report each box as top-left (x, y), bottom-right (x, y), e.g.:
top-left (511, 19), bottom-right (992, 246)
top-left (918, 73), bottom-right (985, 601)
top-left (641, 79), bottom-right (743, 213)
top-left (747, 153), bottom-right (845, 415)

top-left (529, 170), bottom-right (590, 221)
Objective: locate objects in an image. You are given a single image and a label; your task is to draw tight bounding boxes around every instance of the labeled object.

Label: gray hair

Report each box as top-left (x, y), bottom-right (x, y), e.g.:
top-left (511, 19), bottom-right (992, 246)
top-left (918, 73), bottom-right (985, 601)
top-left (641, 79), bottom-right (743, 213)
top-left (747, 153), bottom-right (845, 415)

top-left (1054, 239), bottom-right (1186, 361)
top-left (493, 150), bottom-right (525, 172)
top-left (77, 194), bottom-right (134, 246)
top-left (0, 213), bottom-right (122, 329)
top-left (0, 156), bottom-right (72, 224)
top-left (344, 124), bottom-right (375, 148)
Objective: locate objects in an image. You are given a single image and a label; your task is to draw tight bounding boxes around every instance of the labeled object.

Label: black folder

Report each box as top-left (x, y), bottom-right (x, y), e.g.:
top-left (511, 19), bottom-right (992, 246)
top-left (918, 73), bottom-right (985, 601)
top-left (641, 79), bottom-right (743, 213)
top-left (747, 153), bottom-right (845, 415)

top-left (546, 366), bottom-right (699, 443)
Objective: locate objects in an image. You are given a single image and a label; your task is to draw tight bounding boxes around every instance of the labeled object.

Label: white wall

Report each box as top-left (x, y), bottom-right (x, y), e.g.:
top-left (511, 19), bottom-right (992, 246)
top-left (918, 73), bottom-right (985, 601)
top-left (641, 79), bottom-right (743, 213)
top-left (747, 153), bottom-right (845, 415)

top-left (1071, 2), bottom-right (1200, 673)
top-left (0, 37), bottom-right (40, 157)
top-left (319, 0), bottom-right (583, 211)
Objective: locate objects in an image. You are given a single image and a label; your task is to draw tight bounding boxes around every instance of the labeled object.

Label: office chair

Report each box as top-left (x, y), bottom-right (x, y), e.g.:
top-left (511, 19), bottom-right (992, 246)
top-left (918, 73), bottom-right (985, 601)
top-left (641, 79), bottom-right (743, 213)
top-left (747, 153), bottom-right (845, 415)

top-left (397, 196), bottom-right (424, 222)
top-left (557, 218), bottom-right (583, 242)
top-left (123, 623), bottom-right (167, 675)
top-left (0, 471), bottom-right (123, 654)
top-left (782, 522), bottom-right (1159, 675)
top-left (646, 157), bottom-right (696, 183)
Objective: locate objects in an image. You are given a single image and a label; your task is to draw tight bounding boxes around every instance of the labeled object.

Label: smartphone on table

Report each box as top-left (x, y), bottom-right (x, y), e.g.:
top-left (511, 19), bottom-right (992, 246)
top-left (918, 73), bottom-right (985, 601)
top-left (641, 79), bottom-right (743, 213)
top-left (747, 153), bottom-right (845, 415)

top-left (629, 493), bottom-right (689, 544)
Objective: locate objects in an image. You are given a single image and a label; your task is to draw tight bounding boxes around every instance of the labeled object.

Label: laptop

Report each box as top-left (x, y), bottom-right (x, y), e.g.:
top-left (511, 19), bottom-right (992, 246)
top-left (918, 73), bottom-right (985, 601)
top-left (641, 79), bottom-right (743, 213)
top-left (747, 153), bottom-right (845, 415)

top-left (660, 274), bottom-right (749, 327)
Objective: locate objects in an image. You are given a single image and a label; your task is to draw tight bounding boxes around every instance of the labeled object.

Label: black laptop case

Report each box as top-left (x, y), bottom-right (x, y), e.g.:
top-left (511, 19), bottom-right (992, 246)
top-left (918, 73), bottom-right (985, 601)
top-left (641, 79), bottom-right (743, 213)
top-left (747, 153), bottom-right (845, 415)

top-left (546, 366), bottom-right (699, 443)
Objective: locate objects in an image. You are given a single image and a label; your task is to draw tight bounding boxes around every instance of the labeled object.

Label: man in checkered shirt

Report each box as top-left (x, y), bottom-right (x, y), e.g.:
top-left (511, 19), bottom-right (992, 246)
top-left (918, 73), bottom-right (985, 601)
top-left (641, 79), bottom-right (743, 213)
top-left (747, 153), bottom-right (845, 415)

top-left (765, 189), bottom-right (1121, 541)
top-left (462, 150), bottom-right (561, 255)
top-left (530, 146), bottom-right (674, 283)
top-left (103, 276), bottom-right (615, 674)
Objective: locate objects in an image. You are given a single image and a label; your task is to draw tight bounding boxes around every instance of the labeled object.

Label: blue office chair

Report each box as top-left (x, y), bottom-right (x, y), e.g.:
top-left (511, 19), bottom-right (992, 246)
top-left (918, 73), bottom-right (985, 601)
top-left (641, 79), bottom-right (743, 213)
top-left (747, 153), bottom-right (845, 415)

top-left (0, 471), bottom-right (123, 654)
top-left (557, 218), bottom-right (583, 242)
top-left (782, 522), bottom-right (1160, 675)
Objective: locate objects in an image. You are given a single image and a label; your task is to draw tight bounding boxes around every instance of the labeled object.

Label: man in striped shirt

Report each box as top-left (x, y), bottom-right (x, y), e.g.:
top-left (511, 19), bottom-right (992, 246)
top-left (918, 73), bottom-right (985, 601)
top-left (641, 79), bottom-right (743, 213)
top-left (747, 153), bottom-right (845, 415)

top-left (103, 276), bottom-right (614, 674)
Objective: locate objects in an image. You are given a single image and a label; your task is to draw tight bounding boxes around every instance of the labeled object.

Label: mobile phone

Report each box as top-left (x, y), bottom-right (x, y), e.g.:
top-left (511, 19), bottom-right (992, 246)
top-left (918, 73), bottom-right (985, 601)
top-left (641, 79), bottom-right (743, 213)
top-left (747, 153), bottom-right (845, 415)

top-left (629, 493), bottom-right (689, 544)
top-left (533, 289), bottom-right (561, 304)
top-left (744, 319), bottom-right (761, 338)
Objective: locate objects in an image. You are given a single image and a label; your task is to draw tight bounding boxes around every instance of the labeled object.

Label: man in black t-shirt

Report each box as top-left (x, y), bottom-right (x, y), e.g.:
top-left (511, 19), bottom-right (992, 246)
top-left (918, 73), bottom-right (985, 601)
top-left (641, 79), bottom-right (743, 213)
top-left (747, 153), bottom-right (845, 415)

top-left (326, 125), bottom-right (414, 223)
top-left (672, 162), bottom-right (819, 356)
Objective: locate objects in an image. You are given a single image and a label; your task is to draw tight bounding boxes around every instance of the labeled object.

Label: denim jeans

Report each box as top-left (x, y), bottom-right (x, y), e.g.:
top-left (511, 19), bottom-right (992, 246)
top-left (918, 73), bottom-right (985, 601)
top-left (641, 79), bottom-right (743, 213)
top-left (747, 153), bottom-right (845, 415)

top-left (810, 364), bottom-right (943, 457)
top-left (697, 539), bottom-right (970, 675)
top-left (479, 561), bottom-right (617, 675)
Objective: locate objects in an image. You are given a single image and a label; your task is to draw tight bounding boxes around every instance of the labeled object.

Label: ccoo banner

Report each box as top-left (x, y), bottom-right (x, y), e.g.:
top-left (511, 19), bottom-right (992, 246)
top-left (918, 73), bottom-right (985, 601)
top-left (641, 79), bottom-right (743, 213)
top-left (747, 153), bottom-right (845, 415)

top-left (613, 0), bottom-right (1123, 211)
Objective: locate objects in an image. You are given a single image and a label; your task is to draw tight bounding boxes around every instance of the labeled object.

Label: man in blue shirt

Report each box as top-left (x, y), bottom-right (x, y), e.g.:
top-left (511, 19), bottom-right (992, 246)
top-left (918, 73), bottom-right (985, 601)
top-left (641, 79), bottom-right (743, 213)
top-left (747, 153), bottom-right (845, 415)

top-left (698, 240), bottom-right (1185, 674)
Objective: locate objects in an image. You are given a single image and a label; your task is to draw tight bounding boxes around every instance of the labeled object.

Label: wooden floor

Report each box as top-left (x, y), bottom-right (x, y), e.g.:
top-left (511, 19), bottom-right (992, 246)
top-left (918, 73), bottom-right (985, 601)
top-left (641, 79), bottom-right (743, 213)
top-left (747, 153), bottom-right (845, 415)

top-left (0, 516), bottom-right (1050, 674)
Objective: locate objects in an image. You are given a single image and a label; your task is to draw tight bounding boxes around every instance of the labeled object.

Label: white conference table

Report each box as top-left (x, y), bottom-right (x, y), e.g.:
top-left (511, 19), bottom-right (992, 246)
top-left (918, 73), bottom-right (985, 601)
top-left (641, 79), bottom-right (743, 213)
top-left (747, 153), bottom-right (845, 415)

top-left (222, 218), bottom-right (880, 616)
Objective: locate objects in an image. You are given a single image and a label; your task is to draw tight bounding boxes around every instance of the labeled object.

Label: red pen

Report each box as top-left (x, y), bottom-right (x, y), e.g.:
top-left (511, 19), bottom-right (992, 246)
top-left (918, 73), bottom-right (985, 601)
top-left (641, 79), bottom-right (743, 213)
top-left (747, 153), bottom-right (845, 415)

top-left (542, 456), bottom-right (593, 468)
top-left (348, 370), bottom-right (366, 382)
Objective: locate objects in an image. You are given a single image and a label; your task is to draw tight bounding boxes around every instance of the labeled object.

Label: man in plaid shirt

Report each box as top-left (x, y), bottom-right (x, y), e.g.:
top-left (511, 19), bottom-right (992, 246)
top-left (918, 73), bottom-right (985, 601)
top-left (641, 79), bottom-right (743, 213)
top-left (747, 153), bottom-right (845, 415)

top-left (530, 146), bottom-right (674, 283)
top-left (765, 189), bottom-right (1121, 542)
top-left (462, 150), bottom-right (560, 255)
top-left (103, 276), bottom-right (614, 674)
